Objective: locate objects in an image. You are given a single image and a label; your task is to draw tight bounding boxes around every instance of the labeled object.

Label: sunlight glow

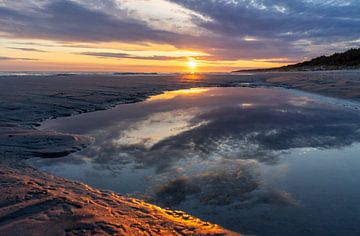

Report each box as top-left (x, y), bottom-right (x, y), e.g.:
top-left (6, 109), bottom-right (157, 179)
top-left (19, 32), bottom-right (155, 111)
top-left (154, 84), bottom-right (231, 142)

top-left (239, 103), bottom-right (254, 108)
top-left (188, 58), bottom-right (197, 69)
top-left (0, 38), bottom-right (289, 72)
top-left (147, 88), bottom-right (209, 101)
top-left (148, 88), bottom-right (209, 101)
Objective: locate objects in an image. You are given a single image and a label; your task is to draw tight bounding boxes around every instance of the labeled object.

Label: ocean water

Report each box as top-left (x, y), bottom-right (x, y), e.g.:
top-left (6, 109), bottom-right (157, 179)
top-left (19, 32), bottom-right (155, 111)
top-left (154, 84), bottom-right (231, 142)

top-left (31, 87), bottom-right (360, 236)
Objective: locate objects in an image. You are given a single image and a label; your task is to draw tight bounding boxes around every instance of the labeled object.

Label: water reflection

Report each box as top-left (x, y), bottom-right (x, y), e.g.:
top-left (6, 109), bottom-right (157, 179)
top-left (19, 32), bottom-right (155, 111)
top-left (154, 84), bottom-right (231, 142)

top-left (147, 88), bottom-right (209, 101)
top-left (113, 108), bottom-right (209, 149)
top-left (34, 87), bottom-right (360, 235)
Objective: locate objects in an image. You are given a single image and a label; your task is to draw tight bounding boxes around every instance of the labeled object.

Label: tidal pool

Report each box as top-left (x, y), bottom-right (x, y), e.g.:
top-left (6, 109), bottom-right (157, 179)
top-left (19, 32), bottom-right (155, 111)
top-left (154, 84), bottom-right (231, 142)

top-left (31, 87), bottom-right (360, 236)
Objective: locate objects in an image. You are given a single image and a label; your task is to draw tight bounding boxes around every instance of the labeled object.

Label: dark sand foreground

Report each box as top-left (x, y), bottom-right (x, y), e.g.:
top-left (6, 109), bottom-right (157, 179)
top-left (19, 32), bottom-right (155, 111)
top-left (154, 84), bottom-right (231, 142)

top-left (0, 162), bottom-right (236, 235)
top-left (0, 71), bottom-right (359, 235)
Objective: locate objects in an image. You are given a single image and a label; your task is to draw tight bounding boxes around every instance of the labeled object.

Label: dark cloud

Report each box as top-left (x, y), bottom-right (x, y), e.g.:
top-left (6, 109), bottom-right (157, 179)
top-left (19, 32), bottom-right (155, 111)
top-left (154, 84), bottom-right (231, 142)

top-left (0, 56), bottom-right (38, 61)
top-left (0, 0), bottom-right (178, 43)
top-left (154, 160), bottom-right (260, 206)
top-left (169, 0), bottom-right (360, 59)
top-left (255, 59), bottom-right (299, 63)
top-left (79, 52), bottom-right (195, 61)
top-left (153, 162), bottom-right (299, 208)
top-left (155, 176), bottom-right (201, 206)
top-left (7, 47), bottom-right (48, 52)
top-left (12, 42), bottom-right (57, 47)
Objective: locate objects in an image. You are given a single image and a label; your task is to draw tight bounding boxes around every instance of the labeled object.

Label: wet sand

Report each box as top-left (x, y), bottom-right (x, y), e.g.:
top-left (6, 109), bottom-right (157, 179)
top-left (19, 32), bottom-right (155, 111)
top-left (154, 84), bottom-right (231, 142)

top-left (266, 70), bottom-right (360, 100)
top-left (0, 162), bottom-right (236, 235)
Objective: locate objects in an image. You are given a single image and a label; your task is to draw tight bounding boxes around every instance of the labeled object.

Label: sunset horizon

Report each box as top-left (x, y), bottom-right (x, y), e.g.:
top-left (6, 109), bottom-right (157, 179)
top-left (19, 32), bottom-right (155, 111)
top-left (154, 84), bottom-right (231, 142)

top-left (1, 0), bottom-right (359, 73)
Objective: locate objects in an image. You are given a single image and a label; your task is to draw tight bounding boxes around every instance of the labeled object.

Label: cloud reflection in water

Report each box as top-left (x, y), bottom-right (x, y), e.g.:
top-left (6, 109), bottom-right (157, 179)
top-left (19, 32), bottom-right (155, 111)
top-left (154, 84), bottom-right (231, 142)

top-left (35, 87), bottom-right (360, 233)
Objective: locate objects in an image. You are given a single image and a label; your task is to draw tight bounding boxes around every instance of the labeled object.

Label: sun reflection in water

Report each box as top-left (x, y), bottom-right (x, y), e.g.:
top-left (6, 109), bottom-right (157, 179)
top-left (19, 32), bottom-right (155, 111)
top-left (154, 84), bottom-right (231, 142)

top-left (239, 103), bottom-right (254, 108)
top-left (148, 88), bottom-right (209, 101)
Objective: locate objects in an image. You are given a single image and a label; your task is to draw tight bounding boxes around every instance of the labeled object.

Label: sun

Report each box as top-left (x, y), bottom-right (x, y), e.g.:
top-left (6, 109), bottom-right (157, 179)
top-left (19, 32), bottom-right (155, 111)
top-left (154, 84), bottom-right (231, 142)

top-left (188, 58), bottom-right (197, 69)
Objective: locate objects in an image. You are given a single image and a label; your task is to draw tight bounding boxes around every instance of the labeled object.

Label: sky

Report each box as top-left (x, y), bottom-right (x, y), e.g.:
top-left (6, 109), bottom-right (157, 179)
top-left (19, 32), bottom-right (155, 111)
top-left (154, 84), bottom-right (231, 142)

top-left (0, 0), bottom-right (359, 72)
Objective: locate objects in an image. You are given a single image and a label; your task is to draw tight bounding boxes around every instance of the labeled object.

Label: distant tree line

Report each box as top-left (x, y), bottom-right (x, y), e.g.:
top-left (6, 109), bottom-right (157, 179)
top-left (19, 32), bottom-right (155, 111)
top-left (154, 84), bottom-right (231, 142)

top-left (280, 48), bottom-right (360, 70)
top-left (233, 48), bottom-right (360, 72)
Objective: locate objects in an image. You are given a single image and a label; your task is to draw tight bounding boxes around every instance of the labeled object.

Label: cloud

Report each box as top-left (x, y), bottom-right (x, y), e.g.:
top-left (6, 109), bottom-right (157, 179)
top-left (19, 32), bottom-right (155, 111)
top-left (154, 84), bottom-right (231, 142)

top-left (168, 0), bottom-right (360, 59)
top-left (12, 42), bottom-right (57, 47)
top-left (154, 160), bottom-right (261, 206)
top-left (79, 52), bottom-right (207, 61)
top-left (7, 47), bottom-right (48, 52)
top-left (0, 56), bottom-right (38, 61)
top-left (80, 52), bottom-right (185, 60)
top-left (253, 58), bottom-right (298, 63)
top-left (1, 0), bottom-right (359, 63)
top-left (0, 0), bottom-right (179, 43)
top-left (153, 162), bottom-right (299, 208)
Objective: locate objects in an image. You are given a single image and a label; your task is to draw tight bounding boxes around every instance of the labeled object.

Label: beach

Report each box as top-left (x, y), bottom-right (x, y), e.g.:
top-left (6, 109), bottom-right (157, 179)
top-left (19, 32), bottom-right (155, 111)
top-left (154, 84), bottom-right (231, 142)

top-left (1, 71), bottom-right (360, 235)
